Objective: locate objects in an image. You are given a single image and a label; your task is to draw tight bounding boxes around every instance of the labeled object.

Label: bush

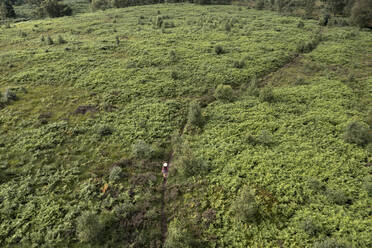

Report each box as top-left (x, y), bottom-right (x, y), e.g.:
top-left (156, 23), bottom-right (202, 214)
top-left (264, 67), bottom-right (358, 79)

top-left (76, 211), bottom-right (102, 243)
top-left (112, 0), bottom-right (129, 8)
top-left (343, 121), bottom-right (371, 145)
top-left (233, 59), bottom-right (245, 69)
top-left (259, 85), bottom-right (274, 102)
top-left (57, 35), bottom-right (66, 44)
top-left (300, 217), bottom-right (321, 237)
top-left (367, 108), bottom-right (372, 127)
top-left (176, 147), bottom-right (208, 178)
top-left (363, 176), bottom-right (372, 197)
top-left (98, 125), bottom-right (113, 137)
top-left (246, 77), bottom-right (259, 97)
top-left (3, 88), bottom-right (18, 102)
top-left (0, 0), bottom-right (16, 19)
top-left (109, 166), bottom-right (122, 182)
top-left (319, 13), bottom-right (331, 26)
top-left (351, 0), bottom-right (372, 28)
top-left (214, 45), bottom-right (224, 55)
top-left (297, 20), bottom-right (305, 28)
top-left (40, 0), bottom-right (72, 18)
top-left (214, 84), bottom-right (234, 102)
top-left (232, 186), bottom-right (259, 223)
top-left (187, 101), bottom-right (204, 129)
top-left (132, 140), bottom-right (152, 160)
top-left (47, 35), bottom-right (54, 45)
top-left (326, 188), bottom-right (349, 205)
top-left (164, 219), bottom-right (199, 248)
top-left (224, 22), bottom-right (231, 32)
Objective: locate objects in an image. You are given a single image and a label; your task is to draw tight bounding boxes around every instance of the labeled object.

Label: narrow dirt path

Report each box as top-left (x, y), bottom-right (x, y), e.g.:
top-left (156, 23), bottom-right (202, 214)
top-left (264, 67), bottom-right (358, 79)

top-left (161, 122), bottom-right (187, 246)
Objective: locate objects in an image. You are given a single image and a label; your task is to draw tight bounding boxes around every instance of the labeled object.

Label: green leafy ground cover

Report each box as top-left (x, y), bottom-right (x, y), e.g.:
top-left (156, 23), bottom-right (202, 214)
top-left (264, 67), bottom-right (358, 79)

top-left (0, 3), bottom-right (371, 247)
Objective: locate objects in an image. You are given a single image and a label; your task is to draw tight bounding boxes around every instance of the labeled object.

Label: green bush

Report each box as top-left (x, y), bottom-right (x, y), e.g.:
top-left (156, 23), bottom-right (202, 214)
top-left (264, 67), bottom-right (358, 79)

top-left (343, 121), bottom-right (371, 145)
top-left (257, 130), bottom-right (273, 145)
top-left (214, 45), bottom-right (224, 55)
top-left (3, 88), bottom-right (18, 102)
top-left (132, 140), bottom-right (152, 160)
top-left (259, 85), bottom-right (274, 102)
top-left (47, 35), bottom-right (54, 45)
top-left (300, 217), bottom-right (321, 237)
top-left (233, 59), bottom-right (245, 69)
top-left (57, 35), bottom-right (66, 44)
top-left (98, 125), bottom-right (113, 137)
top-left (351, 0), bottom-right (372, 28)
top-left (367, 108), bottom-right (372, 127)
top-left (176, 147), bottom-right (208, 178)
top-left (246, 77), bottom-right (259, 97)
top-left (225, 22), bottom-right (231, 32)
top-left (326, 188), bottom-right (350, 205)
top-left (76, 211), bottom-right (102, 243)
top-left (297, 20), bottom-right (305, 28)
top-left (232, 186), bottom-right (259, 223)
top-left (164, 218), bottom-right (199, 248)
top-left (214, 84), bottom-right (234, 102)
top-left (109, 166), bottom-right (122, 182)
top-left (187, 101), bottom-right (204, 129)
top-left (363, 176), bottom-right (372, 197)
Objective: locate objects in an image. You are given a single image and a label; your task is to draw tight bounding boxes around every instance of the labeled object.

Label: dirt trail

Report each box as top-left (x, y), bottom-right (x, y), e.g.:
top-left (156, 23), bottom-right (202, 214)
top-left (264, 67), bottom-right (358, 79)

top-left (161, 122), bottom-right (187, 246)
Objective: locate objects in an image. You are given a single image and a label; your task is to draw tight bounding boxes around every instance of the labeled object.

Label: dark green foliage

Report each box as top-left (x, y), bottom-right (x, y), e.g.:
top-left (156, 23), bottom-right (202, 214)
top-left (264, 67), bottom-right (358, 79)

top-left (259, 85), bottom-right (274, 102)
top-left (324, 0), bottom-right (347, 16)
top-left (363, 176), bottom-right (372, 197)
top-left (0, 0), bottom-right (16, 19)
top-left (214, 84), bottom-right (234, 102)
top-left (169, 50), bottom-right (177, 63)
top-left (305, 0), bottom-right (316, 18)
top-left (57, 35), bottom-right (66, 44)
top-left (47, 35), bottom-right (54, 45)
top-left (112, 0), bottom-right (130, 8)
top-left (214, 45), bottom-right (224, 55)
top-left (232, 186), bottom-right (259, 223)
top-left (155, 15), bottom-right (163, 28)
top-left (319, 13), bottom-right (331, 26)
top-left (40, 0), bottom-right (72, 18)
top-left (187, 101), bottom-right (204, 129)
top-left (132, 139), bottom-right (151, 160)
top-left (255, 0), bottom-right (265, 10)
top-left (351, 0), bottom-right (372, 28)
top-left (343, 121), bottom-right (370, 145)
top-left (313, 238), bottom-right (348, 248)
top-left (246, 77), bottom-right (259, 97)
top-left (98, 125), bottom-right (113, 136)
top-left (115, 35), bottom-right (119, 45)
top-left (297, 20), bottom-right (305, 28)
top-left (366, 108), bottom-right (372, 127)
top-left (233, 59), bottom-right (245, 69)
top-left (91, 0), bottom-right (111, 11)
top-left (225, 22), bottom-right (231, 32)
top-left (171, 70), bottom-right (179, 80)
top-left (40, 35), bottom-right (45, 42)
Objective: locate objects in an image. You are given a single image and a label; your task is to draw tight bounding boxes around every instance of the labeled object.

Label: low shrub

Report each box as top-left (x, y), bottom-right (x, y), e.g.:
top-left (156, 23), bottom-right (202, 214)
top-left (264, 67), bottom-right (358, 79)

top-left (187, 101), bottom-right (204, 129)
top-left (76, 211), bottom-right (102, 243)
top-left (132, 140), bottom-right (152, 160)
top-left (214, 45), bottom-right (224, 55)
top-left (91, 0), bottom-right (111, 11)
top-left (176, 147), bottom-right (208, 178)
top-left (233, 59), bottom-right (245, 69)
top-left (297, 20), bottom-right (305, 28)
top-left (57, 35), bottom-right (66, 44)
top-left (255, 0), bottom-right (265, 10)
top-left (313, 238), bottom-right (348, 248)
top-left (366, 108), bottom-right (372, 127)
top-left (47, 35), bottom-right (54, 45)
top-left (214, 84), bottom-right (234, 102)
top-left (259, 85), bottom-right (274, 102)
top-left (300, 217), bottom-right (321, 237)
top-left (351, 0), bottom-right (372, 28)
top-left (257, 130), bottom-right (273, 145)
top-left (40, 0), bottom-right (72, 18)
top-left (246, 77), bottom-right (259, 97)
top-left (3, 88), bottom-right (18, 102)
top-left (326, 188), bottom-right (350, 205)
top-left (98, 125), bottom-right (113, 137)
top-left (343, 121), bottom-right (371, 145)
top-left (0, 0), bottom-right (16, 19)
top-left (109, 166), bottom-right (123, 182)
top-left (232, 186), bottom-right (259, 223)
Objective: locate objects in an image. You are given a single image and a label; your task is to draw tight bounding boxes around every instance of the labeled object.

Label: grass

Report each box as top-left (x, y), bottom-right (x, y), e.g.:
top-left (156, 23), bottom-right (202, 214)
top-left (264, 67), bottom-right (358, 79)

top-left (0, 3), bottom-right (371, 247)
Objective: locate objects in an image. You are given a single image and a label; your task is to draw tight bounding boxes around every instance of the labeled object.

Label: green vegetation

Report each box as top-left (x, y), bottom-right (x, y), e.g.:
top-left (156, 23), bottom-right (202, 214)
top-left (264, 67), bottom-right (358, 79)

top-left (0, 3), bottom-right (371, 248)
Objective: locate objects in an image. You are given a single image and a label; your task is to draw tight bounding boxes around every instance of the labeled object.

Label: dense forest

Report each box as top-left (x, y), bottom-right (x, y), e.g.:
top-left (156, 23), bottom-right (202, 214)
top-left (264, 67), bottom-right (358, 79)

top-left (0, 1), bottom-right (371, 248)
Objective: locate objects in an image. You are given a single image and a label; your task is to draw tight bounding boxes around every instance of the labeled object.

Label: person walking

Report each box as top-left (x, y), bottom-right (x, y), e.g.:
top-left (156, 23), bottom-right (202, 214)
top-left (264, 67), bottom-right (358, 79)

top-left (162, 162), bottom-right (168, 179)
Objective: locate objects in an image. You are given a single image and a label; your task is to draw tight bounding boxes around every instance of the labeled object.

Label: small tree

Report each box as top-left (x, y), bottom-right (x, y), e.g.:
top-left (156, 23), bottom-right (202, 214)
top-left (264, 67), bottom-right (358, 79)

top-left (324, 0), bottom-right (347, 16)
top-left (214, 84), bottom-right (234, 102)
top-left (232, 186), bottom-right (259, 223)
top-left (351, 0), bottom-right (372, 28)
top-left (215, 45), bottom-right (224, 55)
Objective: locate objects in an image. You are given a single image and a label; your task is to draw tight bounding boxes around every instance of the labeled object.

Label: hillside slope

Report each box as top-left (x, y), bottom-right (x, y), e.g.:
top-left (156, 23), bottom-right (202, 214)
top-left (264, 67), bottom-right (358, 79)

top-left (0, 3), bottom-right (371, 247)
